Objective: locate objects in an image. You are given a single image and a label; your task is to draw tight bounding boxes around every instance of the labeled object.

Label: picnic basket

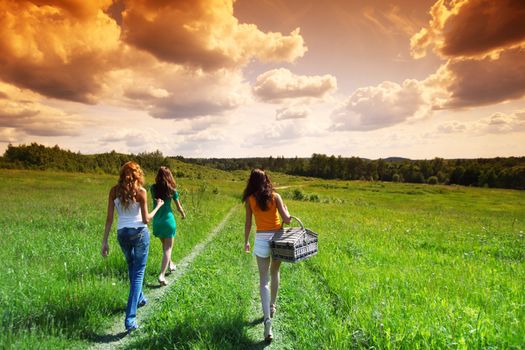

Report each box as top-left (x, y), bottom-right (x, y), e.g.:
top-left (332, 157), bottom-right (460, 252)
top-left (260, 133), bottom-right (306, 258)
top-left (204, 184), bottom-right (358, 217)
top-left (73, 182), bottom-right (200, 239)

top-left (270, 216), bottom-right (318, 263)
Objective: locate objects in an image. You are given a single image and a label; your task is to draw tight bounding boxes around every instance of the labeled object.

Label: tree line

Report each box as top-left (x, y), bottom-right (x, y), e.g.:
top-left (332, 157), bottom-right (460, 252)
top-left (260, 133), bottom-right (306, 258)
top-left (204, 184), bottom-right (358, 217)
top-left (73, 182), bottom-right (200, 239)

top-left (180, 154), bottom-right (525, 190)
top-left (1, 144), bottom-right (524, 190)
top-left (0, 143), bottom-right (168, 174)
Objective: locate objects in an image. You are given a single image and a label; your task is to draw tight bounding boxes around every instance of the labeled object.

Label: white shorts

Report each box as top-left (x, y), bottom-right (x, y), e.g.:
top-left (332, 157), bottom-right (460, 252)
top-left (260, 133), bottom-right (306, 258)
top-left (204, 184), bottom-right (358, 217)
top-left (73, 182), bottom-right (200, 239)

top-left (253, 231), bottom-right (275, 258)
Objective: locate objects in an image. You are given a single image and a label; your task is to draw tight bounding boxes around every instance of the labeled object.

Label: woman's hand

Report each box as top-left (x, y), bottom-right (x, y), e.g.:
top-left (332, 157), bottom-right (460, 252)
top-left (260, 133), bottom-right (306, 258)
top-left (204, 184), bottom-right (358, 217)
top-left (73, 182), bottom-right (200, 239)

top-left (155, 198), bottom-right (164, 207)
top-left (181, 212), bottom-right (186, 219)
top-left (244, 242), bottom-right (250, 253)
top-left (101, 241), bottom-right (109, 257)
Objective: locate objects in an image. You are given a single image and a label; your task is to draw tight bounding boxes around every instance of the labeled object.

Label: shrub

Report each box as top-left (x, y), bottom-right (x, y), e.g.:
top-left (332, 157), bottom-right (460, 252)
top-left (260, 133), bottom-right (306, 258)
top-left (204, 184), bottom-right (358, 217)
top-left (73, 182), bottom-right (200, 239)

top-left (427, 176), bottom-right (439, 185)
top-left (292, 189), bottom-right (304, 200)
top-left (308, 194), bottom-right (320, 202)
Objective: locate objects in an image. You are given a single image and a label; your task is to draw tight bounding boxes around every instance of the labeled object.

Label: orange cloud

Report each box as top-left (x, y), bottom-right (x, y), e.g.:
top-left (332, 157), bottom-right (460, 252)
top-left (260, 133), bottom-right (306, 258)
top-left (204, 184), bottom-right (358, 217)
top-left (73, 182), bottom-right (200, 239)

top-left (406, 0), bottom-right (525, 111)
top-left (411, 0), bottom-right (525, 59)
top-left (121, 0), bottom-right (307, 70)
top-left (444, 48), bottom-right (525, 107)
top-left (0, 0), bottom-right (308, 125)
top-left (0, 0), bottom-right (121, 102)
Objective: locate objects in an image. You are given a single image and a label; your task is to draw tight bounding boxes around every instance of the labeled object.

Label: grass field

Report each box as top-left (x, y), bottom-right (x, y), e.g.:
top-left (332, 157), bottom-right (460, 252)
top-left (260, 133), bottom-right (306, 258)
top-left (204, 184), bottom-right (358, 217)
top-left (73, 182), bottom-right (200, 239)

top-left (0, 168), bottom-right (523, 349)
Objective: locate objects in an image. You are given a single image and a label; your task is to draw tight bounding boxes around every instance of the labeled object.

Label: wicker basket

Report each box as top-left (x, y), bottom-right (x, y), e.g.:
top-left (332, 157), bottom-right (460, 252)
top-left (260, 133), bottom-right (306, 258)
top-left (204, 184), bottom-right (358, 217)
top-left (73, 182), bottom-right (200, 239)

top-left (270, 216), bottom-right (318, 263)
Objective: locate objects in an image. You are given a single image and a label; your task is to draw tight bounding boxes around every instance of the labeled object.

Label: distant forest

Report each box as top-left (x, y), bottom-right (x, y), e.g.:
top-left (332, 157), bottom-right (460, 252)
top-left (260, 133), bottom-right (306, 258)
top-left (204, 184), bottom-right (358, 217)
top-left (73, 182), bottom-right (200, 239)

top-left (180, 154), bottom-right (525, 190)
top-left (0, 143), bottom-right (168, 175)
top-left (1, 143), bottom-right (524, 190)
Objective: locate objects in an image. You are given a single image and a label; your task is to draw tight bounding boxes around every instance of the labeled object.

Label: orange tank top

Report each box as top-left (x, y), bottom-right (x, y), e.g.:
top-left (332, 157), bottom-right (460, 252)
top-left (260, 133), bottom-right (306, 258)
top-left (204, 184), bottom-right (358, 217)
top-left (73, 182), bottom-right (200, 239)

top-left (249, 194), bottom-right (281, 231)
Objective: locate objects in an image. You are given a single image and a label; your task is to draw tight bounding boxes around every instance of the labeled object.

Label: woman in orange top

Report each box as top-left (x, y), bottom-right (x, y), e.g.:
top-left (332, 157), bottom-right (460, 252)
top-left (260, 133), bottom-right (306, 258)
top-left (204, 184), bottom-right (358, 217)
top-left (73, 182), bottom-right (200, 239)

top-left (243, 168), bottom-right (291, 342)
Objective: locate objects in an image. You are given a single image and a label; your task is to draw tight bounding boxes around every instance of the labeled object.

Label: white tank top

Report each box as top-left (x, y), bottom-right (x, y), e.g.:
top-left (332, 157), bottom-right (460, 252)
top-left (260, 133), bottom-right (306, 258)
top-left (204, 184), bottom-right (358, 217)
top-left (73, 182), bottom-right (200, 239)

top-left (114, 198), bottom-right (147, 230)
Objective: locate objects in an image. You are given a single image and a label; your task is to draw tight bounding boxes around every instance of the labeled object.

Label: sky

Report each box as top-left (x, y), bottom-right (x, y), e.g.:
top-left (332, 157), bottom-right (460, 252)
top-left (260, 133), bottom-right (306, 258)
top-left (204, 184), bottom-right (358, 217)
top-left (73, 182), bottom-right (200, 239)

top-left (0, 0), bottom-right (524, 159)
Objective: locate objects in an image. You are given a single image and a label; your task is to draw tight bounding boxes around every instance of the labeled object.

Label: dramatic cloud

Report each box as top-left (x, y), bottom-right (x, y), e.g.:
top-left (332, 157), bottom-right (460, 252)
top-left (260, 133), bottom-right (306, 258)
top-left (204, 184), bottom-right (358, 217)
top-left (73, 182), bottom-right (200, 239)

top-left (0, 0), bottom-right (306, 119)
top-left (0, 82), bottom-right (82, 136)
top-left (0, 0), bottom-right (121, 103)
top-left (411, 0), bottom-right (525, 59)
top-left (325, 0), bottom-right (525, 132)
top-left (331, 80), bottom-right (431, 131)
top-left (441, 48), bottom-right (525, 108)
top-left (121, 0), bottom-right (307, 70)
top-left (254, 68), bottom-right (336, 102)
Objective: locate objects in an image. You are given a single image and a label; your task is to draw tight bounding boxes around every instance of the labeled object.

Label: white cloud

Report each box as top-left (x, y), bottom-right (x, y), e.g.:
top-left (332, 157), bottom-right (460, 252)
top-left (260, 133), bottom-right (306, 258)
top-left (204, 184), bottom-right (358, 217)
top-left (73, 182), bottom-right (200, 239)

top-left (106, 62), bottom-right (251, 120)
top-left (433, 111), bottom-right (525, 136)
top-left (330, 79), bottom-right (431, 131)
top-left (0, 82), bottom-right (83, 136)
top-left (276, 106), bottom-right (310, 120)
top-left (99, 127), bottom-right (172, 152)
top-left (253, 68), bottom-right (337, 102)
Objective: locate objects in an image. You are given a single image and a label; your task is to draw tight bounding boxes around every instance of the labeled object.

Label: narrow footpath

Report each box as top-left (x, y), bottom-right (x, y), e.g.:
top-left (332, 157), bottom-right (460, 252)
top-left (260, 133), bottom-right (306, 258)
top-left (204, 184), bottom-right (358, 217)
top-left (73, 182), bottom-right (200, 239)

top-left (89, 205), bottom-right (238, 350)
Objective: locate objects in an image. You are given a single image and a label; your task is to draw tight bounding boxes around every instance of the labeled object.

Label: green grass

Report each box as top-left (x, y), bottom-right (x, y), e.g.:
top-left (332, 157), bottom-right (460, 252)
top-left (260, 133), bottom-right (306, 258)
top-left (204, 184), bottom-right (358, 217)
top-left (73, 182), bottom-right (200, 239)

top-left (0, 168), bottom-right (240, 349)
top-left (281, 181), bottom-right (525, 348)
top-left (0, 169), bottom-right (523, 349)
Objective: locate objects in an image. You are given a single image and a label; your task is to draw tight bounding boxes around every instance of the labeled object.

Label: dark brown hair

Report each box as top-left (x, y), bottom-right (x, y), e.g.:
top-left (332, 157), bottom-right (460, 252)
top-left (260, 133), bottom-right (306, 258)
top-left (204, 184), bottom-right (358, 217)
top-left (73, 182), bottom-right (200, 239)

top-left (154, 166), bottom-right (176, 199)
top-left (116, 161), bottom-right (144, 208)
top-left (242, 168), bottom-right (274, 211)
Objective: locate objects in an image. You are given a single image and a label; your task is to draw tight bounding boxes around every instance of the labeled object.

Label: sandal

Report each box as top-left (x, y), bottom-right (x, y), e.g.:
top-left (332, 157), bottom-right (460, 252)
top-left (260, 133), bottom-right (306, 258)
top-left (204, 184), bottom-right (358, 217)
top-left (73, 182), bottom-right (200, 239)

top-left (263, 317), bottom-right (273, 342)
top-left (158, 276), bottom-right (167, 286)
top-left (270, 304), bottom-right (276, 318)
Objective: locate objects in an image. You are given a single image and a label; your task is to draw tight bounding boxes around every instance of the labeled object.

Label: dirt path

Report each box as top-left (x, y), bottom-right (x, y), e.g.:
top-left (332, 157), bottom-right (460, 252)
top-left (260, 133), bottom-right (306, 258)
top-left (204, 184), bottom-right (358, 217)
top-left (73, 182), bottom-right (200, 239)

top-left (89, 205), bottom-right (238, 350)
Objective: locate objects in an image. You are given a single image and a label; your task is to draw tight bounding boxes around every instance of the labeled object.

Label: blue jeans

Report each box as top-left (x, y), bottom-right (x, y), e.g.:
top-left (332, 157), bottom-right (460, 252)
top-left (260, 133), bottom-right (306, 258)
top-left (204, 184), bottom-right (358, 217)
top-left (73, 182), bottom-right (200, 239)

top-left (117, 226), bottom-right (149, 329)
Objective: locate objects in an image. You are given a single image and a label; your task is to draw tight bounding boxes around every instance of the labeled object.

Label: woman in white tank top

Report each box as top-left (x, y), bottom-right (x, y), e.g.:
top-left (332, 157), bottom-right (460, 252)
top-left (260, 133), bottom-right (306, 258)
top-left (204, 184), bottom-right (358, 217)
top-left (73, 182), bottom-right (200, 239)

top-left (101, 161), bottom-right (164, 333)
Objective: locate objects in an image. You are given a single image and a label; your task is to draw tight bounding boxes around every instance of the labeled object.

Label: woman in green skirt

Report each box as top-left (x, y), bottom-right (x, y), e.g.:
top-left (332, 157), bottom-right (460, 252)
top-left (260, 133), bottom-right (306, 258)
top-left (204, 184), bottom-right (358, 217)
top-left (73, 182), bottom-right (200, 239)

top-left (150, 166), bottom-right (186, 286)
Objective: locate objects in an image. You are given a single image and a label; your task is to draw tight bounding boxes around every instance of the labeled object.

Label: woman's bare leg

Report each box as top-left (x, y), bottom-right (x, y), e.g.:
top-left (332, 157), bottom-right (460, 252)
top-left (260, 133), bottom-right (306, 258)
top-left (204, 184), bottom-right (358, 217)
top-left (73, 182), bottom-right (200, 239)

top-left (256, 255), bottom-right (271, 320)
top-left (159, 237), bottom-right (173, 280)
top-left (270, 259), bottom-right (281, 308)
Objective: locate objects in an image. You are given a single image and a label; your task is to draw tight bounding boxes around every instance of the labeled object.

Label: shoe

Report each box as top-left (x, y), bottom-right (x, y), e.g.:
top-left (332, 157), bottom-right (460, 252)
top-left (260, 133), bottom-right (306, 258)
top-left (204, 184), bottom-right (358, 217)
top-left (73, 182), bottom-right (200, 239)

top-left (270, 304), bottom-right (276, 318)
top-left (138, 298), bottom-right (147, 308)
top-left (127, 324), bottom-right (139, 334)
top-left (263, 317), bottom-right (273, 342)
top-left (158, 276), bottom-right (167, 286)
top-left (169, 263), bottom-right (177, 272)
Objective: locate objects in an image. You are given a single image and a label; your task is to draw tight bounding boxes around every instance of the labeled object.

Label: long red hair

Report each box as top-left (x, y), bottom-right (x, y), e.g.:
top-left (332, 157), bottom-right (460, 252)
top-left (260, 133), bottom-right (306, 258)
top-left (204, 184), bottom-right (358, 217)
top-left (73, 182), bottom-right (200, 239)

top-left (116, 161), bottom-right (144, 208)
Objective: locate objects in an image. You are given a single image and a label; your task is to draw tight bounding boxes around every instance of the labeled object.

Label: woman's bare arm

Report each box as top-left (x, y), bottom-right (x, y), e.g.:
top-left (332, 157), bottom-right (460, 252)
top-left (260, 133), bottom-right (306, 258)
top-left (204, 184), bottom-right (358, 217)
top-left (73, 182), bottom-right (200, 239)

top-left (175, 199), bottom-right (186, 219)
top-left (138, 188), bottom-right (164, 224)
top-left (275, 193), bottom-right (291, 224)
top-left (101, 187), bottom-right (116, 257)
top-left (244, 202), bottom-right (252, 252)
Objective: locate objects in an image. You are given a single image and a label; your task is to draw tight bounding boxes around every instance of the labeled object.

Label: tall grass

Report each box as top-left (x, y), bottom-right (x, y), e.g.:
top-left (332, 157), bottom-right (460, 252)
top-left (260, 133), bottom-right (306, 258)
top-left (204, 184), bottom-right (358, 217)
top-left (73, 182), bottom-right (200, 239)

top-left (284, 181), bottom-right (525, 348)
top-left (0, 169), bottom-right (239, 349)
top-left (1, 170), bottom-right (523, 349)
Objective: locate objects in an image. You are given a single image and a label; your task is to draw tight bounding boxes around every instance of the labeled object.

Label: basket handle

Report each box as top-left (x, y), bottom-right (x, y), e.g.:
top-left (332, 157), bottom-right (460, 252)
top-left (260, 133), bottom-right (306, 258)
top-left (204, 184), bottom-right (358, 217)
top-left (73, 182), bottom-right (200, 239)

top-left (288, 216), bottom-right (305, 230)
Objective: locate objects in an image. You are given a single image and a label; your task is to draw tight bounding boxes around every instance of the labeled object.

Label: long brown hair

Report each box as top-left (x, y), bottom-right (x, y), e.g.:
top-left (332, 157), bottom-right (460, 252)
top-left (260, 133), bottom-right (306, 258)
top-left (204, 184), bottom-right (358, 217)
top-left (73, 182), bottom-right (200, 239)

top-left (154, 166), bottom-right (176, 199)
top-left (242, 168), bottom-right (274, 210)
top-left (116, 161), bottom-right (144, 208)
